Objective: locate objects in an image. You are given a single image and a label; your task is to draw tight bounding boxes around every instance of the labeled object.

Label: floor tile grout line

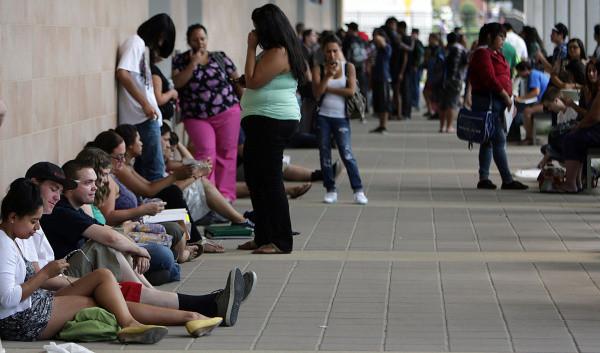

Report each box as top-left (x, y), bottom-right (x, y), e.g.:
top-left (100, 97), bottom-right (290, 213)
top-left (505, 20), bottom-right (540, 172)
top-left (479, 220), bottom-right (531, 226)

top-left (345, 206), bottom-right (364, 252)
top-left (467, 207), bottom-right (516, 351)
top-left (299, 208), bottom-right (328, 251)
top-left (249, 261), bottom-right (299, 351)
top-left (432, 208), bottom-right (449, 351)
top-left (437, 261), bottom-right (450, 352)
top-left (574, 209), bottom-right (600, 241)
top-left (531, 263), bottom-right (582, 353)
top-left (502, 207), bottom-right (527, 252)
top-left (579, 263), bottom-right (600, 300)
top-left (315, 261), bottom-right (346, 351)
top-left (537, 209), bottom-right (571, 252)
top-left (390, 207), bottom-right (399, 250)
top-left (173, 258), bottom-right (206, 293)
top-left (381, 260), bottom-right (392, 351)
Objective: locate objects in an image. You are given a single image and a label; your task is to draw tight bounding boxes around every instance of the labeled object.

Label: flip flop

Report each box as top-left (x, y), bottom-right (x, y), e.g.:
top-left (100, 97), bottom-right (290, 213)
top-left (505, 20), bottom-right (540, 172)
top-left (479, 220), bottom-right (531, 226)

top-left (252, 243), bottom-right (290, 254)
top-left (202, 239), bottom-right (225, 253)
top-left (289, 183), bottom-right (312, 199)
top-left (237, 240), bottom-right (257, 250)
top-left (179, 244), bottom-right (203, 263)
top-left (117, 325), bottom-right (168, 344)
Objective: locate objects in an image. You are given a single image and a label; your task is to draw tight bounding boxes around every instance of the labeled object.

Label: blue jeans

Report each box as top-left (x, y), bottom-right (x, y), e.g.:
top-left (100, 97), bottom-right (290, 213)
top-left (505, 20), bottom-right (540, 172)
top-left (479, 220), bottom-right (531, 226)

top-left (134, 119), bottom-right (165, 181)
top-left (472, 94), bottom-right (513, 183)
top-left (141, 243), bottom-right (180, 282)
top-left (410, 67), bottom-right (423, 108)
top-left (317, 115), bottom-right (363, 192)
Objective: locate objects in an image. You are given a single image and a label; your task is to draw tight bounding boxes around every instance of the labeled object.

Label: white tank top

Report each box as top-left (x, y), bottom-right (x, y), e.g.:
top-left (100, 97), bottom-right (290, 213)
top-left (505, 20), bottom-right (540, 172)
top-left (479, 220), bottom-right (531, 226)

top-left (319, 63), bottom-right (347, 119)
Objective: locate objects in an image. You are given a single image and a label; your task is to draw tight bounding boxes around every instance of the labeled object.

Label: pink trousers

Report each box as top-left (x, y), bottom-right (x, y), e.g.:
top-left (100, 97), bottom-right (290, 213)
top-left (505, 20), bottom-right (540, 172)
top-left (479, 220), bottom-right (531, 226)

top-left (184, 104), bottom-right (241, 202)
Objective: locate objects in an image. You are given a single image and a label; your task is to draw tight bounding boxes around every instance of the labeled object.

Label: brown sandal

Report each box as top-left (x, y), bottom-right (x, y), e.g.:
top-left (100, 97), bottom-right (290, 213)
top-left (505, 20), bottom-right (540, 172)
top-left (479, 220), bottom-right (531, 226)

top-left (237, 240), bottom-right (257, 250)
top-left (252, 243), bottom-right (289, 254)
top-left (288, 183), bottom-right (312, 199)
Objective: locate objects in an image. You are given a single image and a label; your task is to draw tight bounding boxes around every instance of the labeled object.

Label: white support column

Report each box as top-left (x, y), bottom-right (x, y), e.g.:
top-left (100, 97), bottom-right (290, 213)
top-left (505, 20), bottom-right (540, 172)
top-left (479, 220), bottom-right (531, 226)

top-left (569, 0), bottom-right (586, 43)
top-left (587, 0), bottom-right (600, 52)
top-left (555, 0), bottom-right (569, 28)
top-left (543, 0), bottom-right (555, 54)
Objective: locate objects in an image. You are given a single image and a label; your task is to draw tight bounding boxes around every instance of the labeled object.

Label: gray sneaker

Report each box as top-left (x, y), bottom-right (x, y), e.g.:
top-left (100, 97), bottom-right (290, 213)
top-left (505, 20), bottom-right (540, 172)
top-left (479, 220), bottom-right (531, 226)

top-left (215, 268), bottom-right (244, 326)
top-left (242, 271), bottom-right (257, 302)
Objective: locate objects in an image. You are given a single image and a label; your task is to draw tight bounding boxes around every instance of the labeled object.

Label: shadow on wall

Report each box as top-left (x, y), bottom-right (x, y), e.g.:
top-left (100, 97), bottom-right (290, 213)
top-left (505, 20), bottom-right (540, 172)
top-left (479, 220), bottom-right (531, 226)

top-left (0, 99), bottom-right (6, 128)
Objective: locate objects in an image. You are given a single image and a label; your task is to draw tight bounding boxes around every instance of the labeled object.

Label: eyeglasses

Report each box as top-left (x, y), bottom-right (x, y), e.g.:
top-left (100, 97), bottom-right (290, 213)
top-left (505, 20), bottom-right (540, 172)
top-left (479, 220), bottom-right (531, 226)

top-left (111, 154), bottom-right (126, 162)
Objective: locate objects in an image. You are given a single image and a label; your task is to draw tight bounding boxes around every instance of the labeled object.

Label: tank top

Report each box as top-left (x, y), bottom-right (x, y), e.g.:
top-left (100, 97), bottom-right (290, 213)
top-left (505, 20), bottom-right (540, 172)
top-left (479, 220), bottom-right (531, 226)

top-left (112, 174), bottom-right (139, 211)
top-left (318, 63), bottom-right (347, 119)
top-left (241, 56), bottom-right (300, 121)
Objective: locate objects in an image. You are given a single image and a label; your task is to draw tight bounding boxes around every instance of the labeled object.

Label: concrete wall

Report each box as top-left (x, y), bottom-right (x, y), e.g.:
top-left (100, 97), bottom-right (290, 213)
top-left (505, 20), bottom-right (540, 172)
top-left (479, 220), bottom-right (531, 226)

top-left (0, 0), bottom-right (148, 192)
top-left (524, 0), bottom-right (600, 54)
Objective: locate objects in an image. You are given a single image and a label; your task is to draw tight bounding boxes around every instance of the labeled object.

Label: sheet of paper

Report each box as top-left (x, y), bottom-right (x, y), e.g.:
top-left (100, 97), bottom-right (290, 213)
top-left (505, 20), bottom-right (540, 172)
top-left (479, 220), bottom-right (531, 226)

top-left (504, 97), bottom-right (515, 132)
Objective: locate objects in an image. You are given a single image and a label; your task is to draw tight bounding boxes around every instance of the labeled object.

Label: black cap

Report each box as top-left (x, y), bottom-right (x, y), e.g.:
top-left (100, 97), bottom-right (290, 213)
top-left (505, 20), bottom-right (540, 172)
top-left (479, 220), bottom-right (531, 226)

top-left (552, 23), bottom-right (569, 38)
top-left (25, 162), bottom-right (78, 190)
top-left (346, 22), bottom-right (359, 31)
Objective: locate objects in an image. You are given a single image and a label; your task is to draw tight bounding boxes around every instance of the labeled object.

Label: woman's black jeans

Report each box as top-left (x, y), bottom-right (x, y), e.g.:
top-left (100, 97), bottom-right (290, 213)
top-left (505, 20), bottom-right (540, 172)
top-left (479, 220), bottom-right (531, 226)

top-left (242, 115), bottom-right (298, 253)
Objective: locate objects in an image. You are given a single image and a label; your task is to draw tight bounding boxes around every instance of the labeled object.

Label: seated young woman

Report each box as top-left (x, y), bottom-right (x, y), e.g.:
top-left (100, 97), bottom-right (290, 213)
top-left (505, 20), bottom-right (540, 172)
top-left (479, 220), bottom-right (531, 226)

top-left (0, 178), bottom-right (223, 343)
top-left (84, 134), bottom-right (200, 265)
top-left (160, 124), bottom-right (254, 230)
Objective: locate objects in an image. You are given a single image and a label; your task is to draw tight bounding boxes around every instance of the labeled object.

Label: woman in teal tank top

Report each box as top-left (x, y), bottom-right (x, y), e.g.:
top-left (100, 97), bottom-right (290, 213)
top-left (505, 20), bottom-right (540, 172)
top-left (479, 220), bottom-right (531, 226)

top-left (237, 4), bottom-right (306, 254)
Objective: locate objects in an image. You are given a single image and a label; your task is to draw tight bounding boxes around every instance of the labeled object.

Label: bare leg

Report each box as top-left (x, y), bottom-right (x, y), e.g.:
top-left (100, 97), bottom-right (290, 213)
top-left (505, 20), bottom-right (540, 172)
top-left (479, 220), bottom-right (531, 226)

top-left (39, 296), bottom-right (97, 339)
top-left (139, 287), bottom-right (179, 309)
top-left (236, 182), bottom-right (250, 198)
top-left (378, 112), bottom-right (389, 129)
top-left (392, 82), bottom-right (401, 119)
top-left (283, 164), bottom-right (313, 181)
top-left (127, 302), bottom-right (205, 325)
top-left (523, 104), bottom-right (543, 142)
top-left (446, 108), bottom-right (456, 132)
top-left (54, 269), bottom-right (140, 328)
top-left (203, 179), bottom-right (245, 223)
top-left (560, 160), bottom-right (581, 191)
top-left (115, 251), bottom-right (153, 288)
top-left (439, 109), bottom-right (446, 132)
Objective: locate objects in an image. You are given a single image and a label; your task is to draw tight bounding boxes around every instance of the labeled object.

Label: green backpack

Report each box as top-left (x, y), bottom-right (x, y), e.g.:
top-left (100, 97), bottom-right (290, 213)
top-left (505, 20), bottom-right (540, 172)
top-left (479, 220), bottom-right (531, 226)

top-left (58, 307), bottom-right (120, 342)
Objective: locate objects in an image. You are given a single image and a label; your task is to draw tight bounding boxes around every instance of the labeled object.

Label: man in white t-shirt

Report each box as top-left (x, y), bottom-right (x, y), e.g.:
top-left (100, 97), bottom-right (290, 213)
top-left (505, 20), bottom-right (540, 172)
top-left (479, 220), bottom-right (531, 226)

top-left (116, 14), bottom-right (175, 181)
top-left (503, 23), bottom-right (528, 61)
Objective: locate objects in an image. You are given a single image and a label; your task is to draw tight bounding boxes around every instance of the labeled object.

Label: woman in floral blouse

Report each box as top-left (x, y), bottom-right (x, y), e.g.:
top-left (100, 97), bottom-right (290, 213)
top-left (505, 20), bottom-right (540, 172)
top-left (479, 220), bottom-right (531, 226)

top-left (172, 24), bottom-right (243, 202)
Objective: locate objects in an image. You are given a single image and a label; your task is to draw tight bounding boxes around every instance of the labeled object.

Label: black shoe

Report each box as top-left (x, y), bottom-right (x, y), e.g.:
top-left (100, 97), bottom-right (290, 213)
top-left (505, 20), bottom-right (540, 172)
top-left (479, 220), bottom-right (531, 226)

top-left (501, 181), bottom-right (529, 190)
top-left (241, 271), bottom-right (257, 302)
top-left (428, 113), bottom-right (439, 120)
top-left (214, 268), bottom-right (245, 326)
top-left (477, 179), bottom-right (497, 190)
top-left (369, 126), bottom-right (387, 134)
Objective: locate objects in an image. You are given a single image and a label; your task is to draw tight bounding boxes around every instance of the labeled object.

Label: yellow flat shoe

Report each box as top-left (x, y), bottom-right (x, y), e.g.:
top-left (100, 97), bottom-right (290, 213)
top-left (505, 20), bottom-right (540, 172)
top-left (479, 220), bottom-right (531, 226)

top-left (185, 317), bottom-right (223, 337)
top-left (117, 325), bottom-right (168, 344)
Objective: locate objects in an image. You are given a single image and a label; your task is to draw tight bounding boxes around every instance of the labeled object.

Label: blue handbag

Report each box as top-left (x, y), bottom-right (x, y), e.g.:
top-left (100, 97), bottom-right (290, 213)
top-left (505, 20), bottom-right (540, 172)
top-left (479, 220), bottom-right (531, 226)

top-left (456, 97), bottom-right (495, 149)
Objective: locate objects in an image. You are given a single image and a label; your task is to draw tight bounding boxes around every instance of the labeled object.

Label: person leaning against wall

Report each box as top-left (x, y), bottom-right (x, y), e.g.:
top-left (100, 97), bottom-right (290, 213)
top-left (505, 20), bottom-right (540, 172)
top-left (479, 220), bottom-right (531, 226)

top-left (116, 14), bottom-right (175, 182)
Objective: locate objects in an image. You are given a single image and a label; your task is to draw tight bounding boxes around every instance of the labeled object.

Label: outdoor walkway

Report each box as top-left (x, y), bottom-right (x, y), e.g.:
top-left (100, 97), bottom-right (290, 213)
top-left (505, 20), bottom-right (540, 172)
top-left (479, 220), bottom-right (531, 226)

top-left (7, 114), bottom-right (600, 353)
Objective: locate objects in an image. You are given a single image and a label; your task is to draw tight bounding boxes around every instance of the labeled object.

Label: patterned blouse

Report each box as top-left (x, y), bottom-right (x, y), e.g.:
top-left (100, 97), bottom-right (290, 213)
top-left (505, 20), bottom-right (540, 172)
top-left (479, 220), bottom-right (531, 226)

top-left (172, 51), bottom-right (239, 119)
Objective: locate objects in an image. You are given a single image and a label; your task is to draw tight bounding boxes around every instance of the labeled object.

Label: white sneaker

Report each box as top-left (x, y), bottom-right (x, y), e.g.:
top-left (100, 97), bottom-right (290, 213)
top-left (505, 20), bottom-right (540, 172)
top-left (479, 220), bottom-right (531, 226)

top-left (323, 192), bottom-right (338, 204)
top-left (353, 191), bottom-right (368, 205)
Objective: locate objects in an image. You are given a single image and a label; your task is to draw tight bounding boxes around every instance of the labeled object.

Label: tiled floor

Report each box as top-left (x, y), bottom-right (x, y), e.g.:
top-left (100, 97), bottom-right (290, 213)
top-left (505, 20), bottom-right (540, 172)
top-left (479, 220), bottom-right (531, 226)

top-left (6, 115), bottom-right (600, 353)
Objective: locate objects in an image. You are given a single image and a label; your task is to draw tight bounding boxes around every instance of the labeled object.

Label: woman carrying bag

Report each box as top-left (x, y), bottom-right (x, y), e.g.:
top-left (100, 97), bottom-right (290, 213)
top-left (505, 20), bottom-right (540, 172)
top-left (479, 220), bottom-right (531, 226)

top-left (312, 35), bottom-right (368, 205)
top-left (468, 23), bottom-right (528, 191)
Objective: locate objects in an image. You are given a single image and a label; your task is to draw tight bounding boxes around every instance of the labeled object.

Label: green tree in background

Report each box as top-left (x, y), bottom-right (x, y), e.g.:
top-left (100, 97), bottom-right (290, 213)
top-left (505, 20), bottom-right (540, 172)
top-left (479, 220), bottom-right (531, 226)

top-left (460, 1), bottom-right (478, 44)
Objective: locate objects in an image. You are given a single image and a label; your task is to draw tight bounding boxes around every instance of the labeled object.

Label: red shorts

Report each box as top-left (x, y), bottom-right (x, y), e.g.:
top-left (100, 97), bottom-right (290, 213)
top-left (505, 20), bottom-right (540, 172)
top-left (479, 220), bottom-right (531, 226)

top-left (119, 281), bottom-right (142, 302)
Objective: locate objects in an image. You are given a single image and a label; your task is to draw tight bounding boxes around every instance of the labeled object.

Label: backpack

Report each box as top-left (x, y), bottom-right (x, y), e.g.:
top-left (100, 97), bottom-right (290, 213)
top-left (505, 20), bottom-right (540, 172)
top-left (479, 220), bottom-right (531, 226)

top-left (348, 38), bottom-right (368, 64)
top-left (412, 40), bottom-right (425, 68)
top-left (428, 47), bottom-right (446, 87)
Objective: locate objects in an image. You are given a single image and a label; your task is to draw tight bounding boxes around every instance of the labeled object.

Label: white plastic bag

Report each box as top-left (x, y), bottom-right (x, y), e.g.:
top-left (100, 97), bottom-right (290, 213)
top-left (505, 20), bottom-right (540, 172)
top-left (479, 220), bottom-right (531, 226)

top-left (44, 342), bottom-right (94, 353)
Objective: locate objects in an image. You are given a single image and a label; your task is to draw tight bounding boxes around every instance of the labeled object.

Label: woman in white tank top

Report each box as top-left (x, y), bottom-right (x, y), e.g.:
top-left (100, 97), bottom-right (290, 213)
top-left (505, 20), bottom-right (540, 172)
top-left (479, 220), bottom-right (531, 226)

top-left (312, 35), bottom-right (368, 205)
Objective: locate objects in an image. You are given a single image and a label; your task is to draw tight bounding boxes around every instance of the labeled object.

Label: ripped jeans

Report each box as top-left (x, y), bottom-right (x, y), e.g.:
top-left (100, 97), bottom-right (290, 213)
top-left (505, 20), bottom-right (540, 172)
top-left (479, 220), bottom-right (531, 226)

top-left (318, 115), bottom-right (363, 192)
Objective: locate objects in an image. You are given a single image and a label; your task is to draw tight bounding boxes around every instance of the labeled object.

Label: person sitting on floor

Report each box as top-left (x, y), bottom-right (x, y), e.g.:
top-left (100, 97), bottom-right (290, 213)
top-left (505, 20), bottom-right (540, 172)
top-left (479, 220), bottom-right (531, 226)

top-left (0, 178), bottom-right (225, 343)
top-left (20, 162), bottom-right (255, 327)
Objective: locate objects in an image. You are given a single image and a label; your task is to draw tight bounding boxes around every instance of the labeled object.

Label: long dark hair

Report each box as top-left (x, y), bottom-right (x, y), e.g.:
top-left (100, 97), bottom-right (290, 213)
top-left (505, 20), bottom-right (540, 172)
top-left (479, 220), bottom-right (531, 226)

top-left (86, 130), bottom-right (124, 154)
top-left (251, 4), bottom-right (306, 85)
top-left (568, 38), bottom-right (587, 60)
top-left (114, 124), bottom-right (139, 149)
top-left (1, 178), bottom-right (43, 221)
top-left (137, 13), bottom-right (176, 59)
top-left (522, 25), bottom-right (547, 58)
top-left (478, 23), bottom-right (506, 47)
